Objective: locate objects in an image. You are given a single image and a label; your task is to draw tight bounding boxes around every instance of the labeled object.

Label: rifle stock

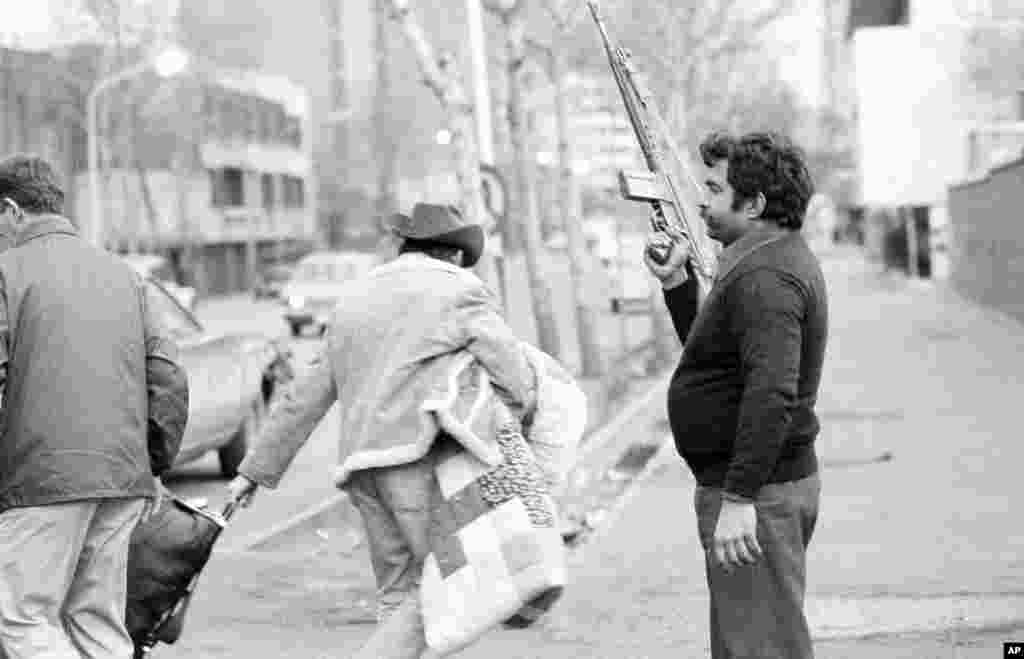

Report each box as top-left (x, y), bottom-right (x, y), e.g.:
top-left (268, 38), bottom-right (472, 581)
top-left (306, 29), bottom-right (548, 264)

top-left (586, 0), bottom-right (715, 291)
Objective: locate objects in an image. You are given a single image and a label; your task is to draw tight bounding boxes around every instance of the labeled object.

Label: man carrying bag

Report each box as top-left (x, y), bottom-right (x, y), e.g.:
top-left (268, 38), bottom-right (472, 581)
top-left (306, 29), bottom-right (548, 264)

top-left (228, 203), bottom-right (546, 658)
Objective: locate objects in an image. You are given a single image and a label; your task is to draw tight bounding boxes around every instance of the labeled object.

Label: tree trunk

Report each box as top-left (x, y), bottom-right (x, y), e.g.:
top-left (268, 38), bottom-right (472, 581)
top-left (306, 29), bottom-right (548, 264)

top-left (133, 154), bottom-right (161, 244)
top-left (374, 0), bottom-right (400, 221)
top-left (503, 9), bottom-right (561, 358)
top-left (551, 48), bottom-right (603, 375)
top-left (385, 0), bottom-right (497, 292)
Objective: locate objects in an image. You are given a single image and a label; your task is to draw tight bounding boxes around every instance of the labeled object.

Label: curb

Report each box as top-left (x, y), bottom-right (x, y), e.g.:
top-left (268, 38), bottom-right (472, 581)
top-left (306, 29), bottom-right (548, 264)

top-left (565, 435), bottom-right (675, 567)
top-left (225, 369), bottom-right (674, 554)
top-left (218, 492), bottom-right (351, 554)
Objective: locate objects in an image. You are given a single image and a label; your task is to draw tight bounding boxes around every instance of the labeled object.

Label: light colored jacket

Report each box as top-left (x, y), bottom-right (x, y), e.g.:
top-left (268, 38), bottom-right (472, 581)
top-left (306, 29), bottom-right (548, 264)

top-left (239, 253), bottom-right (539, 489)
top-left (425, 343), bottom-right (586, 491)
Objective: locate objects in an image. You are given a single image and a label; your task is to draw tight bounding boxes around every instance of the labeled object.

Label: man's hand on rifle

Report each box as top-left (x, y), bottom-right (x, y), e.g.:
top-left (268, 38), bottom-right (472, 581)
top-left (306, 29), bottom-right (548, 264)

top-left (643, 230), bottom-right (691, 290)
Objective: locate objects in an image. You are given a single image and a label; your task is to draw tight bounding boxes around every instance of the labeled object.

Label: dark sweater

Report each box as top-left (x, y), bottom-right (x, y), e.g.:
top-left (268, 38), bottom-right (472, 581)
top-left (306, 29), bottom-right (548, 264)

top-left (663, 232), bottom-right (828, 499)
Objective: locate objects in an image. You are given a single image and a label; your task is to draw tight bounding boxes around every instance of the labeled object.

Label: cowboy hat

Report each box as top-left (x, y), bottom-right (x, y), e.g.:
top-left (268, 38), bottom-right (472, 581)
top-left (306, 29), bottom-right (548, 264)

top-left (385, 203), bottom-right (485, 268)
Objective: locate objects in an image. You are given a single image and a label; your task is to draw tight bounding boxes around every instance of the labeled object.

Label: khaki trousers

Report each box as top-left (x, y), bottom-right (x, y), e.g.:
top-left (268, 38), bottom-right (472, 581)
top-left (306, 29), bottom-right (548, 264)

top-left (0, 498), bottom-right (146, 659)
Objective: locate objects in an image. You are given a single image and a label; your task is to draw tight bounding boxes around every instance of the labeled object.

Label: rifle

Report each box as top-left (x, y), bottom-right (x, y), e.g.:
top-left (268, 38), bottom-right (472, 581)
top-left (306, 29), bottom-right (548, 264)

top-left (585, 0), bottom-right (715, 291)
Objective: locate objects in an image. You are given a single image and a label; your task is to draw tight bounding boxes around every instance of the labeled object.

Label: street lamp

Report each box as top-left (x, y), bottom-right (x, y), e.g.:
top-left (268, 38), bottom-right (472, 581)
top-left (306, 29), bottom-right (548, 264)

top-left (87, 45), bottom-right (190, 248)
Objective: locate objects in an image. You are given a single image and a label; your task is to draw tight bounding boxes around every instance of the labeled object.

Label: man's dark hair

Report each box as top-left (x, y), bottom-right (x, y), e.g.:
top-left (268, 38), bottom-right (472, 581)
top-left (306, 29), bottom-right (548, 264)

top-left (398, 237), bottom-right (464, 266)
top-left (699, 131), bottom-right (814, 230)
top-left (0, 154), bottom-right (65, 215)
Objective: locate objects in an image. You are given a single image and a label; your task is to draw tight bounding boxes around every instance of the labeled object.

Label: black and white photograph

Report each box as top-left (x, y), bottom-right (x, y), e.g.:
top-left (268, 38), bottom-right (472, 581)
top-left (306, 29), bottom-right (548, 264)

top-left (0, 0), bottom-right (1021, 657)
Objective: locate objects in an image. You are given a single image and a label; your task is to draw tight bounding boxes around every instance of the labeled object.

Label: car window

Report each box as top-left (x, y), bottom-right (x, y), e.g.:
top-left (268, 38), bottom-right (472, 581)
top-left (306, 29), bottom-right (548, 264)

top-left (296, 262), bottom-right (329, 282)
top-left (293, 254), bottom-right (374, 283)
top-left (150, 262), bottom-right (176, 282)
top-left (145, 281), bottom-right (202, 337)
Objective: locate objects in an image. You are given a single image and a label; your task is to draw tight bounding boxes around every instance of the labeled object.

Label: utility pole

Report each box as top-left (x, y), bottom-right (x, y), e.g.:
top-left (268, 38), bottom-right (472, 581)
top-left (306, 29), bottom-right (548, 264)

top-left (324, 0), bottom-right (351, 246)
top-left (465, 0), bottom-right (504, 300)
top-left (466, 0), bottom-right (495, 166)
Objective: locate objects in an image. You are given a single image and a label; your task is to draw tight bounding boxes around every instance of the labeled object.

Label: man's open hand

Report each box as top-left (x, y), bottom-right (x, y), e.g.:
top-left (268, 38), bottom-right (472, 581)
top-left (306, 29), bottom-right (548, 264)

top-left (712, 499), bottom-right (763, 572)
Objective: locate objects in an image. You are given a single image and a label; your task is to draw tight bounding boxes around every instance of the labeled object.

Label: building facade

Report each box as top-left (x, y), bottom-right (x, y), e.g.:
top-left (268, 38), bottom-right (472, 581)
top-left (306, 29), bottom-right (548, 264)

top-left (179, 0), bottom-right (469, 241)
top-left (0, 44), bottom-right (316, 296)
top-left (0, 47), bottom-right (81, 214)
top-left (847, 0), bottom-right (1023, 278)
top-left (72, 65), bottom-right (317, 296)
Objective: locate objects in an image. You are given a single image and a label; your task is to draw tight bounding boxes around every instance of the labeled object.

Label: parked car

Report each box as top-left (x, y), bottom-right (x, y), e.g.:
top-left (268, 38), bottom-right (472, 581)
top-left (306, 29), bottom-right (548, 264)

top-left (253, 263), bottom-right (294, 301)
top-left (123, 254), bottom-right (198, 311)
top-left (281, 250), bottom-right (380, 337)
top-left (143, 277), bottom-right (294, 477)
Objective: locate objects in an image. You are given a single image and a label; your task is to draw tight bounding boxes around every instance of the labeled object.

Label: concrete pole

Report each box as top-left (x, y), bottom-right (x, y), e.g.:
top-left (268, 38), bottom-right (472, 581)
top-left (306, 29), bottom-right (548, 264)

top-left (466, 0), bottom-right (495, 165)
top-left (87, 88), bottom-right (101, 247)
top-left (465, 0), bottom-right (507, 304)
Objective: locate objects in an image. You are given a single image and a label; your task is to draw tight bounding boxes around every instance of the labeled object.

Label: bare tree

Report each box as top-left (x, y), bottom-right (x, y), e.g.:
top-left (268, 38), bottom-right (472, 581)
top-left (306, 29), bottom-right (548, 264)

top-left (374, 0), bottom-right (401, 221)
top-left (578, 0), bottom-right (797, 146)
top-left (78, 0), bottom-right (173, 247)
top-left (384, 0), bottom-right (494, 287)
top-left (485, 0), bottom-right (562, 359)
top-left (964, 17), bottom-right (1024, 112)
top-left (529, 0), bottom-right (603, 375)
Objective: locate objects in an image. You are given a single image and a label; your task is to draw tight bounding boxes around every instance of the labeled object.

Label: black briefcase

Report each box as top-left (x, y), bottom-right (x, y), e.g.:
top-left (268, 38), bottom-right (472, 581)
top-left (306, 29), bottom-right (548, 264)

top-left (126, 493), bottom-right (236, 658)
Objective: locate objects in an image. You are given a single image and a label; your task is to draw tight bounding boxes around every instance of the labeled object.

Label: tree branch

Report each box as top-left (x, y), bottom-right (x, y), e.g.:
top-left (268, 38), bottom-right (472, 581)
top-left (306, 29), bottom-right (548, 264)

top-left (482, 0), bottom-right (518, 18)
top-left (384, 0), bottom-right (466, 108)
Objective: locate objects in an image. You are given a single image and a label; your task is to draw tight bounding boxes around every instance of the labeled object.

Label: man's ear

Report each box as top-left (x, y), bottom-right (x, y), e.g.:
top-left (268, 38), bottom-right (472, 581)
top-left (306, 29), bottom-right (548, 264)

top-left (744, 193), bottom-right (767, 220)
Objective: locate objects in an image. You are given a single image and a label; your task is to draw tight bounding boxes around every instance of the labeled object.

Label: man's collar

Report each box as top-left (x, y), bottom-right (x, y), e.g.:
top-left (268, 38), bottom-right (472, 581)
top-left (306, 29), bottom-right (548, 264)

top-left (715, 223), bottom-right (792, 284)
top-left (373, 251), bottom-right (476, 280)
top-left (14, 214), bottom-right (79, 247)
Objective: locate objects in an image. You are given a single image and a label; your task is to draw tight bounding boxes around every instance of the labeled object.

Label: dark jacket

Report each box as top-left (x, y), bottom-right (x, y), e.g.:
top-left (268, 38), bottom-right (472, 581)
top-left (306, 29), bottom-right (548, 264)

top-left (664, 230), bottom-right (828, 499)
top-left (0, 215), bottom-right (188, 511)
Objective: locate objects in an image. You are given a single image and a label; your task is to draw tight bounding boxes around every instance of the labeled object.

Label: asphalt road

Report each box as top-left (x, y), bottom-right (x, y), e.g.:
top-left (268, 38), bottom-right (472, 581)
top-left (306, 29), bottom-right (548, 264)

top-left (162, 294), bottom-right (341, 549)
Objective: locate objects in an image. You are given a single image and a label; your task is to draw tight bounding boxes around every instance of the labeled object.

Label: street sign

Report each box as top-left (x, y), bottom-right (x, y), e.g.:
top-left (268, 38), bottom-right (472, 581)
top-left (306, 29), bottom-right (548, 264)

top-left (480, 163), bottom-right (508, 225)
top-left (610, 296), bottom-right (651, 315)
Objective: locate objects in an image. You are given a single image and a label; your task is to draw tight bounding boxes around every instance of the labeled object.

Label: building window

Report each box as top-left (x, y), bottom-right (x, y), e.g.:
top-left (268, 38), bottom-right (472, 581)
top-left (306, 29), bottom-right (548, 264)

top-left (282, 175), bottom-right (305, 208)
top-left (283, 116), bottom-right (302, 148)
top-left (210, 167), bottom-right (245, 207)
top-left (262, 172), bottom-right (275, 210)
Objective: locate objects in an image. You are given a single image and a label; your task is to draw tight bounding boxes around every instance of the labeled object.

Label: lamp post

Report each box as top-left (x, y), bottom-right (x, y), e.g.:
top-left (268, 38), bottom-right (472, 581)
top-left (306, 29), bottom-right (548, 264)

top-left (86, 46), bottom-right (189, 248)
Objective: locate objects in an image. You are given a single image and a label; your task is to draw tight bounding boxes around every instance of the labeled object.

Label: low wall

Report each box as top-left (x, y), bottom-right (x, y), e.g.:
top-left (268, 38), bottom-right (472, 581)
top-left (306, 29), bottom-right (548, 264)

top-left (947, 157), bottom-right (1024, 323)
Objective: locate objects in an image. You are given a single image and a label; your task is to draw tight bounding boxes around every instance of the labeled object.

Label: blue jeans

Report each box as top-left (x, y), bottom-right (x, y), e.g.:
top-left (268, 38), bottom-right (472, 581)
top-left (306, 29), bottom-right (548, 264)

top-left (346, 450), bottom-right (440, 659)
top-left (696, 474), bottom-right (821, 659)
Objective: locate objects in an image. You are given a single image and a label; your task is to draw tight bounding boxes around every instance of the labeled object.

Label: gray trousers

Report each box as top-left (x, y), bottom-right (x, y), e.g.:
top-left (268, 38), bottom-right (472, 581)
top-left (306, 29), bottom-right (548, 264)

top-left (346, 450), bottom-right (440, 659)
top-left (696, 474), bottom-right (821, 659)
top-left (0, 498), bottom-right (146, 659)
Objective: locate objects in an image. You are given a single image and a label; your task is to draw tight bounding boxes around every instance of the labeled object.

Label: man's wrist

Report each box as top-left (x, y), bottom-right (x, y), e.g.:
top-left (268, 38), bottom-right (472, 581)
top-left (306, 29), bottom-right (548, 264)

top-left (660, 267), bottom-right (690, 290)
top-left (721, 490), bottom-right (754, 505)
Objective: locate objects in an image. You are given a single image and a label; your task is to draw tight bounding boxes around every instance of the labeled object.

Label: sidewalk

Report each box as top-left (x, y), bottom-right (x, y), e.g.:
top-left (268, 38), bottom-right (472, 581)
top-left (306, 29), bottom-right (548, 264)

top-left (161, 247), bottom-right (1024, 658)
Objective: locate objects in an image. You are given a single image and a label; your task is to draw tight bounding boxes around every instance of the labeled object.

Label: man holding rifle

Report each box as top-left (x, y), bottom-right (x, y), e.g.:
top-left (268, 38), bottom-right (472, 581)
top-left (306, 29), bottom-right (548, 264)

top-left (645, 131), bottom-right (827, 659)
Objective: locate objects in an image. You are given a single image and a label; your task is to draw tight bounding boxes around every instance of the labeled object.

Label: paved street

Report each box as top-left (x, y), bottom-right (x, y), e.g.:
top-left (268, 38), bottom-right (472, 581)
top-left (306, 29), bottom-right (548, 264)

top-left (149, 245), bottom-right (1024, 657)
top-left (163, 294), bottom-right (341, 549)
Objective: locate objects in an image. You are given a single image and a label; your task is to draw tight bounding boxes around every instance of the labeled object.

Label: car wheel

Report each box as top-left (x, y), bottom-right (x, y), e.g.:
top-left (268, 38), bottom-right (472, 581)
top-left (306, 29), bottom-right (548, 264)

top-left (319, 324), bottom-right (327, 337)
top-left (289, 321), bottom-right (303, 338)
top-left (219, 396), bottom-right (266, 478)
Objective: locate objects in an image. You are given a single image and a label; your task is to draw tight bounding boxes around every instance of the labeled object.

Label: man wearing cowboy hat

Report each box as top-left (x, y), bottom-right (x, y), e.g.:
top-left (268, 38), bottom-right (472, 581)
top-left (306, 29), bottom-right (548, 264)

top-left (228, 202), bottom-right (538, 658)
